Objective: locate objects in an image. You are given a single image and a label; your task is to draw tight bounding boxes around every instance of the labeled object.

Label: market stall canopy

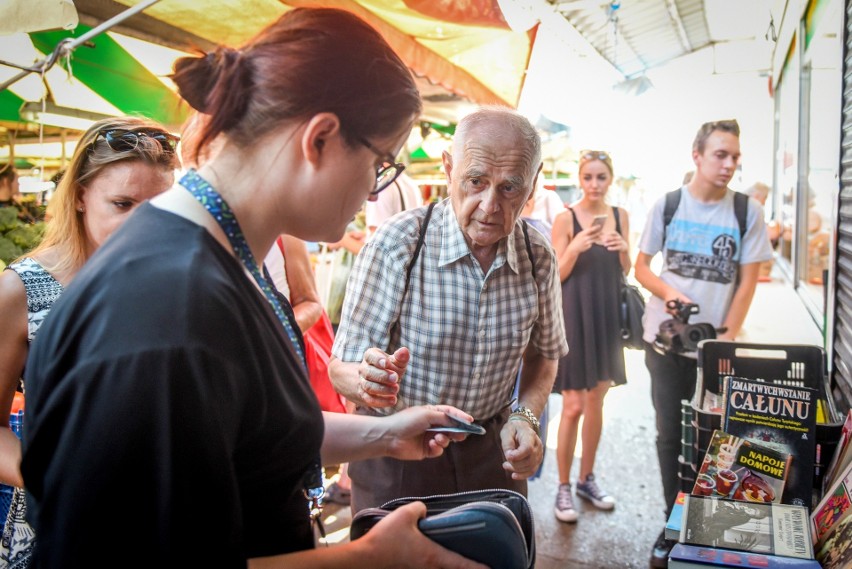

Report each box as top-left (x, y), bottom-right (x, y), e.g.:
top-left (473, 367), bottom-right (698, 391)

top-left (0, 0), bottom-right (537, 134)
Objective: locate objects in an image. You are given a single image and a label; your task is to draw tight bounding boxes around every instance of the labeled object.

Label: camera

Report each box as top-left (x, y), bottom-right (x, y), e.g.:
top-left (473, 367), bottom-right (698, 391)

top-left (654, 299), bottom-right (717, 355)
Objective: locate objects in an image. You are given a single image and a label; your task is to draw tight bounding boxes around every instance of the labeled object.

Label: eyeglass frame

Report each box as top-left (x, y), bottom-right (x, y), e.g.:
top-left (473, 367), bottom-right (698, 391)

top-left (358, 137), bottom-right (405, 196)
top-left (96, 129), bottom-right (181, 155)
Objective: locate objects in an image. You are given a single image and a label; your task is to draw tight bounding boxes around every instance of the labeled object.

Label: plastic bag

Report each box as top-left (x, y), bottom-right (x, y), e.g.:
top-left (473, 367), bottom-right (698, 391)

top-left (303, 310), bottom-right (347, 413)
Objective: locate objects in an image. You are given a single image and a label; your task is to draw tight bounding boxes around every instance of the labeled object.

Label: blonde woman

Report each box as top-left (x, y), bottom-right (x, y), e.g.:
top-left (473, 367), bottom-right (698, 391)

top-left (550, 150), bottom-right (631, 522)
top-left (0, 116), bottom-right (178, 565)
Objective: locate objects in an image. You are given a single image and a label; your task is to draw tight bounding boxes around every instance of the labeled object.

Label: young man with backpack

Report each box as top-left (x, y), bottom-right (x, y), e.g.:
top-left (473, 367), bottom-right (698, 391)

top-left (634, 120), bottom-right (773, 568)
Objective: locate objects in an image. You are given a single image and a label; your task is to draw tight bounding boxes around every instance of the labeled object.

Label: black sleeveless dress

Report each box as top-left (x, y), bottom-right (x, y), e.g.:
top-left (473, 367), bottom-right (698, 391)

top-left (553, 207), bottom-right (627, 391)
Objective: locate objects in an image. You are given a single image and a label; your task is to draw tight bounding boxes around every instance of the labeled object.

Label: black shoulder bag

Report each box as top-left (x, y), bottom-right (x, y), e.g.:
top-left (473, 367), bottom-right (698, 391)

top-left (613, 207), bottom-right (646, 350)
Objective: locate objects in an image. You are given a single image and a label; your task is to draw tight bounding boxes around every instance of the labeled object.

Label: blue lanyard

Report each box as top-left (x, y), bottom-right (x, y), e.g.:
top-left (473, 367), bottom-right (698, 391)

top-left (180, 169), bottom-right (306, 368)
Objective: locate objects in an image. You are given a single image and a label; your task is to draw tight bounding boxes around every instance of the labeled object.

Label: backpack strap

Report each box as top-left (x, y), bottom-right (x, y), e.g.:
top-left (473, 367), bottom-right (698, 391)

top-left (662, 187), bottom-right (749, 247)
top-left (521, 220), bottom-right (536, 277)
top-left (662, 187), bottom-right (682, 248)
top-left (404, 201), bottom-right (437, 295)
top-left (733, 191), bottom-right (748, 240)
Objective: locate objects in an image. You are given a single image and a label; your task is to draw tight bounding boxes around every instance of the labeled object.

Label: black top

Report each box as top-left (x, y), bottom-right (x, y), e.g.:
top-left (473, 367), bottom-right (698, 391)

top-left (22, 203), bottom-right (323, 567)
top-left (553, 207), bottom-right (627, 391)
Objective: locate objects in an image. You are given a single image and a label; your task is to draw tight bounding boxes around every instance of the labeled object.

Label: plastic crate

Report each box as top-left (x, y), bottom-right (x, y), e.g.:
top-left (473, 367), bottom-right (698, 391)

top-left (684, 341), bottom-right (843, 503)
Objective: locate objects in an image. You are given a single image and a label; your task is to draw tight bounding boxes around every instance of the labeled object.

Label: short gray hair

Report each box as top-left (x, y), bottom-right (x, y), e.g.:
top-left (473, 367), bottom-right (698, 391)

top-left (453, 106), bottom-right (541, 178)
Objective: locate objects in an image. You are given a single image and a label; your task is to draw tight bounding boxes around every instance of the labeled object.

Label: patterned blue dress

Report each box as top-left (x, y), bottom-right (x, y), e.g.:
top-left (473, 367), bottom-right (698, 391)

top-left (1, 258), bottom-right (63, 568)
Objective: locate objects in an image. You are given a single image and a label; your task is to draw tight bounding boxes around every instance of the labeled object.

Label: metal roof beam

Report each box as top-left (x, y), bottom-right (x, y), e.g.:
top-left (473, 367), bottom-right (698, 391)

top-left (664, 0), bottom-right (693, 53)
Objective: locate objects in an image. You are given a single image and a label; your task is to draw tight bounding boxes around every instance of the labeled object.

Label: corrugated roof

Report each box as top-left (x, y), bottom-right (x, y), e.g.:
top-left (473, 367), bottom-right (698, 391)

top-left (550, 0), bottom-right (776, 79)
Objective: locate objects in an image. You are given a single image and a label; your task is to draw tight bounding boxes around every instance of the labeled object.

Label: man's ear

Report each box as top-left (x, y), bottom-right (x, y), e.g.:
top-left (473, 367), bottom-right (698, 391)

top-left (302, 113), bottom-right (342, 168)
top-left (441, 150), bottom-right (453, 184)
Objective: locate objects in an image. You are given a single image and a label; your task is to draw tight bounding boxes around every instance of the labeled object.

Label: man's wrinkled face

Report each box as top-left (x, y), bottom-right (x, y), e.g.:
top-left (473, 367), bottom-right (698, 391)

top-left (444, 124), bottom-right (538, 251)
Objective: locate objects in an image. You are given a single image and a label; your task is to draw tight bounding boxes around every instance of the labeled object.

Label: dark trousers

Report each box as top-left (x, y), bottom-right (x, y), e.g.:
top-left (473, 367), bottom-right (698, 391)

top-left (349, 410), bottom-right (527, 513)
top-left (644, 343), bottom-right (697, 517)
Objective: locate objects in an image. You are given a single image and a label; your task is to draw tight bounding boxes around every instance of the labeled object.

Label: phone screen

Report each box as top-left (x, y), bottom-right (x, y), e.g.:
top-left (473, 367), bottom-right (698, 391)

top-left (591, 215), bottom-right (607, 228)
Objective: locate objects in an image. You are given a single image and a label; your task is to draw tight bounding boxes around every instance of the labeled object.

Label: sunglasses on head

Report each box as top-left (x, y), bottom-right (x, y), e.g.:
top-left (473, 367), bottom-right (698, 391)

top-left (580, 150), bottom-right (610, 162)
top-left (97, 129), bottom-right (180, 154)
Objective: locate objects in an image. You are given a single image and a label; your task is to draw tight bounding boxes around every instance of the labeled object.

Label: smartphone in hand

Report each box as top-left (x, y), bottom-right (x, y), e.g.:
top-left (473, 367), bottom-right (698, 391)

top-left (591, 214), bottom-right (607, 229)
top-left (427, 413), bottom-right (486, 435)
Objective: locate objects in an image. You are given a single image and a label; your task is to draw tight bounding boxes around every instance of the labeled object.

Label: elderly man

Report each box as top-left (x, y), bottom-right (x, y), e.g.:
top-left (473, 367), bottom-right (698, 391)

top-left (329, 106), bottom-right (568, 511)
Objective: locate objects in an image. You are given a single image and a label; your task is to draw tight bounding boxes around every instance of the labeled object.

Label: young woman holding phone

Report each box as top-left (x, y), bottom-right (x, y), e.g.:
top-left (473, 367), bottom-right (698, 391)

top-left (550, 150), bottom-right (632, 522)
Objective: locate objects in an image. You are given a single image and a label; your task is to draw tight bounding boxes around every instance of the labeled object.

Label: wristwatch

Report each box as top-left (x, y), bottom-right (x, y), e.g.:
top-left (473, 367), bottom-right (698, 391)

top-left (509, 406), bottom-right (540, 436)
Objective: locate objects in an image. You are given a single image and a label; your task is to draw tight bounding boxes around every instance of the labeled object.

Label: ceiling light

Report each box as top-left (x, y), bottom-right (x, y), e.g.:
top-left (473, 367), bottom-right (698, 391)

top-left (612, 75), bottom-right (653, 96)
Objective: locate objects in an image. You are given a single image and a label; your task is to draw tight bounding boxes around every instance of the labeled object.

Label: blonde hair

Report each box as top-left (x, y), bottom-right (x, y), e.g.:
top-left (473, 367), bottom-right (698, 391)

top-left (28, 116), bottom-right (179, 274)
top-left (579, 150), bottom-right (613, 176)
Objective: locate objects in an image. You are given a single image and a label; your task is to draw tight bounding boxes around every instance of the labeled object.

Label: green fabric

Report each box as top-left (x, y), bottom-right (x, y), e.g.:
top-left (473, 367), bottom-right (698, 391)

top-left (30, 26), bottom-right (188, 126)
top-left (0, 90), bottom-right (25, 123)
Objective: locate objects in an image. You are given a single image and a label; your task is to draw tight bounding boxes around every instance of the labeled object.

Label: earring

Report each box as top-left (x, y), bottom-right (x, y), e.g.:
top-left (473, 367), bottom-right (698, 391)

top-left (77, 206), bottom-right (84, 213)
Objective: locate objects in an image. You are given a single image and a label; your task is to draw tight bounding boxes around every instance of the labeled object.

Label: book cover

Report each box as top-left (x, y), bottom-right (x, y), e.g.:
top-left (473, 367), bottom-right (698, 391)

top-left (666, 491), bottom-right (687, 541)
top-left (815, 509), bottom-right (852, 569)
top-left (822, 409), bottom-right (852, 496)
top-left (680, 495), bottom-right (814, 559)
top-left (669, 543), bottom-right (821, 568)
top-left (722, 376), bottom-right (818, 508)
top-left (811, 457), bottom-right (852, 548)
top-left (692, 429), bottom-right (790, 504)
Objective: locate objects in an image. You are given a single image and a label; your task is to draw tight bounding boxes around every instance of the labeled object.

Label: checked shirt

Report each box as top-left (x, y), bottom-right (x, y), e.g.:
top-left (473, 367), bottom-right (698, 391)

top-left (332, 199), bottom-right (568, 419)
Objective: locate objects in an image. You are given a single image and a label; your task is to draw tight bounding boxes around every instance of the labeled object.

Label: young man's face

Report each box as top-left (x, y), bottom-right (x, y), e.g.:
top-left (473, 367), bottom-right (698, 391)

top-left (693, 130), bottom-right (740, 189)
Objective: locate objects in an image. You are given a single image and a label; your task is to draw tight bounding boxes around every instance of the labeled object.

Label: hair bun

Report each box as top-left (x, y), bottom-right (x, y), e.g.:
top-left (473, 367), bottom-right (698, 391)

top-left (172, 47), bottom-right (251, 128)
top-left (171, 52), bottom-right (218, 113)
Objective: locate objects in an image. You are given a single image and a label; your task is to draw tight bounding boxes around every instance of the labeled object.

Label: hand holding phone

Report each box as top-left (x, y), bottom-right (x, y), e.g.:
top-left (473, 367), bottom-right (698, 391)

top-left (426, 413), bottom-right (486, 435)
top-left (591, 214), bottom-right (607, 229)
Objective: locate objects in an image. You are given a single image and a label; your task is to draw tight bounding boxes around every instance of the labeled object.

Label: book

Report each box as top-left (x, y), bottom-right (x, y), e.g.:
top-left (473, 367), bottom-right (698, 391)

top-left (669, 543), bottom-right (821, 568)
top-left (692, 429), bottom-right (791, 504)
top-left (811, 457), bottom-right (852, 549)
top-left (822, 409), bottom-right (852, 495)
top-left (815, 508), bottom-right (852, 569)
top-left (666, 491), bottom-right (687, 541)
top-left (722, 376), bottom-right (818, 508)
top-left (680, 495), bottom-right (814, 559)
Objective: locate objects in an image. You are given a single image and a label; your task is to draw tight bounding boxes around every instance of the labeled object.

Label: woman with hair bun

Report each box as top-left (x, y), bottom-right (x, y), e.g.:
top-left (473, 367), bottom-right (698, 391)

top-left (0, 115), bottom-right (178, 566)
top-left (21, 8), bottom-right (483, 568)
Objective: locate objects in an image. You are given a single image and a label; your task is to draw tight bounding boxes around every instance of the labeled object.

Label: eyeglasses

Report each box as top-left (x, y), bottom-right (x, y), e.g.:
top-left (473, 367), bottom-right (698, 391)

top-left (359, 137), bottom-right (405, 196)
top-left (97, 129), bottom-right (180, 154)
top-left (580, 150), bottom-right (610, 162)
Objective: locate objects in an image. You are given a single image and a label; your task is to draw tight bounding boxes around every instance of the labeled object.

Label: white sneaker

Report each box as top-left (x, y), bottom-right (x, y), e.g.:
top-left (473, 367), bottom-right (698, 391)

top-left (575, 473), bottom-right (615, 510)
top-left (554, 483), bottom-right (579, 522)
